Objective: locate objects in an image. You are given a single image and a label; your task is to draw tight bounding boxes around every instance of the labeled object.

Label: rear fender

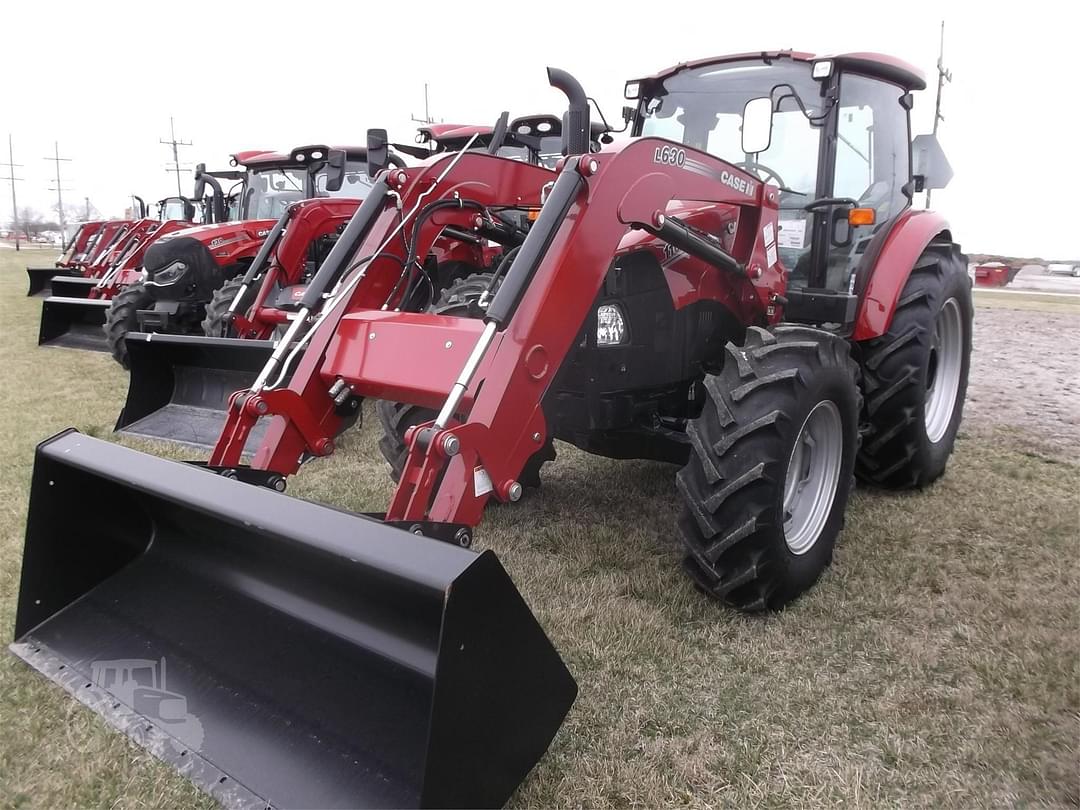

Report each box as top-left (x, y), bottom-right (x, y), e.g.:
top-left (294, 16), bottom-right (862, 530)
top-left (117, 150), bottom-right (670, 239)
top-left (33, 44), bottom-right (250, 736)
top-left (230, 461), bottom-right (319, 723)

top-left (853, 209), bottom-right (952, 341)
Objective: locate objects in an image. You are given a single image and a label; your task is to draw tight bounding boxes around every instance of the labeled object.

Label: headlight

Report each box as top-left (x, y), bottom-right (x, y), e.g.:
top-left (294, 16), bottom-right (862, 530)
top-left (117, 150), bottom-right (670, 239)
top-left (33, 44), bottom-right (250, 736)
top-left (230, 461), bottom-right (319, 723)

top-left (597, 303), bottom-right (628, 346)
top-left (148, 260), bottom-right (188, 286)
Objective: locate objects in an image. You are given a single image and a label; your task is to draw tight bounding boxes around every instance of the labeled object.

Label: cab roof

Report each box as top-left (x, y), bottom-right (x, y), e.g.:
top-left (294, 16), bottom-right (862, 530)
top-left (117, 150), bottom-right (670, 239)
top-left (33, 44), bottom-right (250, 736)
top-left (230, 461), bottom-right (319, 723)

top-left (637, 50), bottom-right (927, 92)
top-left (230, 145), bottom-right (369, 169)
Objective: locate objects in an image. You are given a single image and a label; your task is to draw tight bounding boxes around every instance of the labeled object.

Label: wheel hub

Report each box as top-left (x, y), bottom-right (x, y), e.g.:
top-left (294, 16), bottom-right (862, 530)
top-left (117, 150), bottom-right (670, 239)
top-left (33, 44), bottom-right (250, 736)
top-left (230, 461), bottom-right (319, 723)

top-left (783, 400), bottom-right (843, 555)
top-left (924, 297), bottom-right (963, 444)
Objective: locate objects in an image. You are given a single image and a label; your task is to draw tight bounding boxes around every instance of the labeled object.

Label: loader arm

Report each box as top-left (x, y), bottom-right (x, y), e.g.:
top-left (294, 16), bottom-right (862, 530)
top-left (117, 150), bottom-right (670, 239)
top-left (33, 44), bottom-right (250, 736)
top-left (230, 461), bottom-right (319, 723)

top-left (212, 141), bottom-right (778, 530)
top-left (389, 139), bottom-right (780, 526)
top-left (231, 198), bottom-right (365, 339)
top-left (210, 154), bottom-right (558, 471)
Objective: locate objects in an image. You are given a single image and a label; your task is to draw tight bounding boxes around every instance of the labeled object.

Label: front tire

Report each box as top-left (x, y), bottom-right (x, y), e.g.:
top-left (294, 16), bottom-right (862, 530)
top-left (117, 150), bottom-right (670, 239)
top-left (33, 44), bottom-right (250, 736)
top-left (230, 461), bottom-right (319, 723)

top-left (676, 326), bottom-right (861, 611)
top-left (103, 282), bottom-right (154, 369)
top-left (201, 276), bottom-right (247, 337)
top-left (856, 242), bottom-right (972, 488)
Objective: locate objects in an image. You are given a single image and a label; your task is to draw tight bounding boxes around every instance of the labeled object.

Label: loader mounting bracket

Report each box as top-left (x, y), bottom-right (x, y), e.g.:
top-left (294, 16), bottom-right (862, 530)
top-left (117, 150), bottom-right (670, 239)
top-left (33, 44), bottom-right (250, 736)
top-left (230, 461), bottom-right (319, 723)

top-left (362, 513), bottom-right (474, 548)
top-left (184, 460), bottom-right (288, 491)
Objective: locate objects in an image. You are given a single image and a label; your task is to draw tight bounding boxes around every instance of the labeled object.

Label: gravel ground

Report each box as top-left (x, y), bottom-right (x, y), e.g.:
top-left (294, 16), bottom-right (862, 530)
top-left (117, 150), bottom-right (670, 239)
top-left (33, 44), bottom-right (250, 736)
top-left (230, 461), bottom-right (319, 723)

top-left (966, 305), bottom-right (1080, 456)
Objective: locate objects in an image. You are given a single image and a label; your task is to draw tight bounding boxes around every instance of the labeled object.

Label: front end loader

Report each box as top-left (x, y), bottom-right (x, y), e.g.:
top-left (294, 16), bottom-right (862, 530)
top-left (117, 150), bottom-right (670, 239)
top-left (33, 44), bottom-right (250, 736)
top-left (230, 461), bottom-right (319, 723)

top-left (26, 219), bottom-right (106, 296)
top-left (37, 209), bottom-right (198, 351)
top-left (14, 53), bottom-right (970, 807)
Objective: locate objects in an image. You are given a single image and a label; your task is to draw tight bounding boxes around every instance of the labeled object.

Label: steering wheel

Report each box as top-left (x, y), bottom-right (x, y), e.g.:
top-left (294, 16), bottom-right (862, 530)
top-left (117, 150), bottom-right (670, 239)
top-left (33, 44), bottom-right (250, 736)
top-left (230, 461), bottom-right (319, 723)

top-left (735, 161), bottom-right (787, 190)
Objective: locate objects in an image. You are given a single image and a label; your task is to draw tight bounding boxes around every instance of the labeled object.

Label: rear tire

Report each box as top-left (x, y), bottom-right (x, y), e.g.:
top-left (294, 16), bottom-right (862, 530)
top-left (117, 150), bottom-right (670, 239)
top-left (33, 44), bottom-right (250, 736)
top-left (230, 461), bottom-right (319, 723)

top-left (676, 326), bottom-right (861, 611)
top-left (856, 242), bottom-right (972, 488)
top-left (201, 276), bottom-right (247, 337)
top-left (375, 273), bottom-right (556, 485)
top-left (103, 282), bottom-right (154, 369)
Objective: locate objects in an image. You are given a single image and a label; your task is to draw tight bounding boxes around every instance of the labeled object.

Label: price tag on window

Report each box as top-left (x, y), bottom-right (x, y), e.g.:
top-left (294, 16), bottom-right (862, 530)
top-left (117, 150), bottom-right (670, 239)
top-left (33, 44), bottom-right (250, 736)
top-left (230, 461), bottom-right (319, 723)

top-left (778, 219), bottom-right (807, 249)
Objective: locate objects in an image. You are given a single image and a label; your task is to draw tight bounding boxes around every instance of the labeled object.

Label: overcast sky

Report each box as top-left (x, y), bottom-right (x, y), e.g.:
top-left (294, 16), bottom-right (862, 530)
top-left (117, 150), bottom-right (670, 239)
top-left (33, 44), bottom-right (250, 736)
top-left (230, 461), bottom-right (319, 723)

top-left (1, 0), bottom-right (1076, 259)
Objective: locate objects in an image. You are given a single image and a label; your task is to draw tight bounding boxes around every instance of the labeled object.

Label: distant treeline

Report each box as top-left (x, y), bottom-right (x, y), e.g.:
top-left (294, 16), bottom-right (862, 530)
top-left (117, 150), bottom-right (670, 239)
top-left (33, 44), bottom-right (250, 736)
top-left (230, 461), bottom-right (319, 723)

top-left (968, 253), bottom-right (1078, 268)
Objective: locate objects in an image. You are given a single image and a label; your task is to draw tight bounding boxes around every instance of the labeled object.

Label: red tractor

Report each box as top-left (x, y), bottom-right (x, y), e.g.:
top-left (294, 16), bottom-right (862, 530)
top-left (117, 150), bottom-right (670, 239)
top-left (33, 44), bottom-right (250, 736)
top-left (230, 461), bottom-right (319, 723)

top-left (113, 117), bottom-right (578, 447)
top-left (36, 146), bottom-right (372, 361)
top-left (25, 220), bottom-right (107, 296)
top-left (15, 53), bottom-right (970, 809)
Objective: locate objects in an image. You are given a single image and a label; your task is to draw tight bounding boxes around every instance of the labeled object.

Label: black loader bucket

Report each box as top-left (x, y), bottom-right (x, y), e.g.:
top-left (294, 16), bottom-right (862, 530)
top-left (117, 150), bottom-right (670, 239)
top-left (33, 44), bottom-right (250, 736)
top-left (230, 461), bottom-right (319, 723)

top-left (38, 297), bottom-right (111, 351)
top-left (26, 266), bottom-right (75, 297)
top-left (12, 431), bottom-right (576, 809)
top-left (49, 276), bottom-right (99, 299)
top-left (116, 333), bottom-right (276, 452)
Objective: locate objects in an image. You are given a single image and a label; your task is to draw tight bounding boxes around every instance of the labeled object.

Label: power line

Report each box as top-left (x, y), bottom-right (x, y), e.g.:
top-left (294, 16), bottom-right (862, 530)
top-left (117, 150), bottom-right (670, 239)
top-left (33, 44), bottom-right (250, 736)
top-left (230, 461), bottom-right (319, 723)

top-left (927, 20), bottom-right (952, 209)
top-left (43, 140), bottom-right (72, 234)
top-left (160, 116), bottom-right (193, 197)
top-left (2, 133), bottom-right (24, 250)
top-left (410, 83), bottom-right (440, 125)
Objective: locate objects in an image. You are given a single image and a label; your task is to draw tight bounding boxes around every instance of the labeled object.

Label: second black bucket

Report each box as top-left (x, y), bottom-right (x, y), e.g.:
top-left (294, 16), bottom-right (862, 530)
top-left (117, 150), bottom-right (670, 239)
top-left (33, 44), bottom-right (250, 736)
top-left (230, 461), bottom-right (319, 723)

top-left (38, 297), bottom-right (111, 351)
top-left (27, 266), bottom-right (75, 297)
top-left (116, 333), bottom-right (277, 451)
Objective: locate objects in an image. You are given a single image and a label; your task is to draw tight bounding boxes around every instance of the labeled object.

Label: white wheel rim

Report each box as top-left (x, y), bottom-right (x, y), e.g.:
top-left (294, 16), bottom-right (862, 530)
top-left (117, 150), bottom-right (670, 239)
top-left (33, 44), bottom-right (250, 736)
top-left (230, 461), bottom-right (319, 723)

top-left (783, 400), bottom-right (844, 555)
top-left (924, 297), bottom-right (963, 444)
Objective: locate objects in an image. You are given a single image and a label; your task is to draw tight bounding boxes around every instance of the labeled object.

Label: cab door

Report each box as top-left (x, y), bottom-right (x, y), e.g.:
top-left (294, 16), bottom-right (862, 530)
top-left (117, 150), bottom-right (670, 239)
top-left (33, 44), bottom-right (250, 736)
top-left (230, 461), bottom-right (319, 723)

top-left (823, 73), bottom-right (913, 293)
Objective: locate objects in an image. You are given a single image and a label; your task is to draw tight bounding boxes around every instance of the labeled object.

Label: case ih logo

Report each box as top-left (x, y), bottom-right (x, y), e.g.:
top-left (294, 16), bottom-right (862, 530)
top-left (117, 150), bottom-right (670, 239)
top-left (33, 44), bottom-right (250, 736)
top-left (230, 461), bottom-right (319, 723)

top-left (720, 171), bottom-right (756, 198)
top-left (653, 145), bottom-right (686, 167)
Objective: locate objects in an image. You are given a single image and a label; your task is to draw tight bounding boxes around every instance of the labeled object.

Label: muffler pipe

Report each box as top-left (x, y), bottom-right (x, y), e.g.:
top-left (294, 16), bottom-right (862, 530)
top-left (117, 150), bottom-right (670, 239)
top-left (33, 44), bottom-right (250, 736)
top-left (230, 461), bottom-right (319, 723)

top-left (547, 67), bottom-right (591, 157)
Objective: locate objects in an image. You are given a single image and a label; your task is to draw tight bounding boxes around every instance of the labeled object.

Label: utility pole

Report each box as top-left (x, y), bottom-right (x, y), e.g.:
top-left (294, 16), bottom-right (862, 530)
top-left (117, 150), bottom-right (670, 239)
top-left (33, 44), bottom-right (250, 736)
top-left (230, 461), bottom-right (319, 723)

top-left (44, 141), bottom-right (72, 237)
top-left (84, 196), bottom-right (91, 220)
top-left (2, 134), bottom-right (23, 250)
top-left (410, 83), bottom-right (438, 125)
top-left (160, 116), bottom-right (192, 197)
top-left (927, 20), bottom-right (952, 208)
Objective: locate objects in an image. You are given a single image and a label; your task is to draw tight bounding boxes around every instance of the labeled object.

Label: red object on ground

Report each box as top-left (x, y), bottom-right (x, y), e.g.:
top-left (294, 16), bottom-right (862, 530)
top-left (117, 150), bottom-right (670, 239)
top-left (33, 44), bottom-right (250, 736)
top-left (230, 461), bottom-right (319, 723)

top-left (974, 264), bottom-right (1010, 287)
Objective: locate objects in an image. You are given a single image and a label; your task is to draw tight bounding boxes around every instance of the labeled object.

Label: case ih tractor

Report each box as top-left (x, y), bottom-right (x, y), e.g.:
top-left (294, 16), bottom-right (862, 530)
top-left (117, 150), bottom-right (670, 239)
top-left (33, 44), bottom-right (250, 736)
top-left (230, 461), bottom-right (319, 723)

top-left (14, 53), bottom-right (969, 809)
top-left (25, 220), bottom-right (106, 296)
top-left (112, 117), bottom-right (590, 448)
top-left (36, 147), bottom-right (372, 361)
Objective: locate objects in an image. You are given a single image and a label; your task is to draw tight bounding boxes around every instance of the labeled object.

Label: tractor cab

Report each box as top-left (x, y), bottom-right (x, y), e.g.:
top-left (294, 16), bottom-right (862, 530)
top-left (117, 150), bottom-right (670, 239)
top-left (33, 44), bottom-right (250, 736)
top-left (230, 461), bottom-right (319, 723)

top-left (628, 51), bottom-right (952, 325)
top-left (237, 146), bottom-right (373, 219)
top-left (156, 195), bottom-right (199, 223)
top-left (191, 146), bottom-right (372, 225)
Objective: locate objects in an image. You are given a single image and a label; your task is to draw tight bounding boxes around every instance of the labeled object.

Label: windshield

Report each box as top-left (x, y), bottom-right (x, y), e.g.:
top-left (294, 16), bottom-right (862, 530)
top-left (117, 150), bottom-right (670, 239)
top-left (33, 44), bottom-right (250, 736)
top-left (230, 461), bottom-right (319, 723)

top-left (158, 198), bottom-right (196, 222)
top-left (241, 167), bottom-right (307, 219)
top-left (315, 160), bottom-right (374, 199)
top-left (640, 60), bottom-right (826, 200)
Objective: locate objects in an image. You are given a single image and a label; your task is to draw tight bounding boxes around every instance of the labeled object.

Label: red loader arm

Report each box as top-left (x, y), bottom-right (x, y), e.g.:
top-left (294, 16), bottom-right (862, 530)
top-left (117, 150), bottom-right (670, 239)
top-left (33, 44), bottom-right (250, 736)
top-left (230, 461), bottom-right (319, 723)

top-left (212, 140), bottom-right (779, 532)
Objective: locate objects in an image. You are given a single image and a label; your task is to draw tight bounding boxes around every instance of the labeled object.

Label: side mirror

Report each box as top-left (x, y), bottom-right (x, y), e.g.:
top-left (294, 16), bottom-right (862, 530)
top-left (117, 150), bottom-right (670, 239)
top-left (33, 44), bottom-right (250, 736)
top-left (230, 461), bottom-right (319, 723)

top-left (741, 97), bottom-right (773, 154)
top-left (911, 133), bottom-right (953, 191)
top-left (366, 128), bottom-right (389, 179)
top-left (193, 162), bottom-right (207, 200)
top-left (324, 149), bottom-right (347, 192)
top-left (621, 105), bottom-right (635, 126)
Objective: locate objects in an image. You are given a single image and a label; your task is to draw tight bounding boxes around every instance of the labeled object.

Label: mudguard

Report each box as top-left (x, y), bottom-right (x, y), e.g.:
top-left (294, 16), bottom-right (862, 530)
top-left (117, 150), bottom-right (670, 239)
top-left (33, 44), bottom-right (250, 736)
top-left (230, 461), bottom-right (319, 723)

top-left (853, 209), bottom-right (952, 341)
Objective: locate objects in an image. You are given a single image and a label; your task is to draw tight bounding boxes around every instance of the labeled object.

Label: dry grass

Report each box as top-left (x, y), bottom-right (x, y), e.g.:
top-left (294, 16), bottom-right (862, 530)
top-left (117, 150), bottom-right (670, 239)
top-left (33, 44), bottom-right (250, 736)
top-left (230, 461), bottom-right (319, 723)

top-left (0, 253), bottom-right (1077, 809)
top-left (972, 288), bottom-right (1080, 315)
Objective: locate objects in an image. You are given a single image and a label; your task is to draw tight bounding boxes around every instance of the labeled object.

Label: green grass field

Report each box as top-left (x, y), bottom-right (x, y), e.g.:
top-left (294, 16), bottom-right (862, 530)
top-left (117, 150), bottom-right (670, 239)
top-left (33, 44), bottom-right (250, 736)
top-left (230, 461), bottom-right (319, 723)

top-left (0, 253), bottom-right (1077, 808)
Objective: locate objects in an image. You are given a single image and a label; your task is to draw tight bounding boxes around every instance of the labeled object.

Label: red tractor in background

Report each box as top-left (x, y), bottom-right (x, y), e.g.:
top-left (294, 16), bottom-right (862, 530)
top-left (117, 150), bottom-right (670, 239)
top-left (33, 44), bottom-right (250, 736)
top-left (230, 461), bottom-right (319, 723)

top-left (36, 146), bottom-right (373, 362)
top-left (25, 220), bottom-right (107, 296)
top-left (15, 53), bottom-right (970, 809)
top-left (114, 116), bottom-right (584, 447)
top-left (37, 196), bottom-right (212, 350)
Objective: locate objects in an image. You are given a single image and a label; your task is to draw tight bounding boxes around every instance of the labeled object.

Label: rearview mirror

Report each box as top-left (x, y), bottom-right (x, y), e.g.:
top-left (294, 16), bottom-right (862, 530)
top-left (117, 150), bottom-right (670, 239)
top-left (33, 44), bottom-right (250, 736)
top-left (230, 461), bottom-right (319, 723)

top-left (741, 97), bottom-right (773, 155)
top-left (366, 128), bottom-right (389, 179)
top-left (324, 149), bottom-right (347, 192)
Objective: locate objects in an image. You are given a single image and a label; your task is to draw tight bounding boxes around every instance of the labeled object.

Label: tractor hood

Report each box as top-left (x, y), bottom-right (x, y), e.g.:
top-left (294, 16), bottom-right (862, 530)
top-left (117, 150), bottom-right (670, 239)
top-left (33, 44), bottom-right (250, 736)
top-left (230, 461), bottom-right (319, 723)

top-left (151, 220), bottom-right (277, 262)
